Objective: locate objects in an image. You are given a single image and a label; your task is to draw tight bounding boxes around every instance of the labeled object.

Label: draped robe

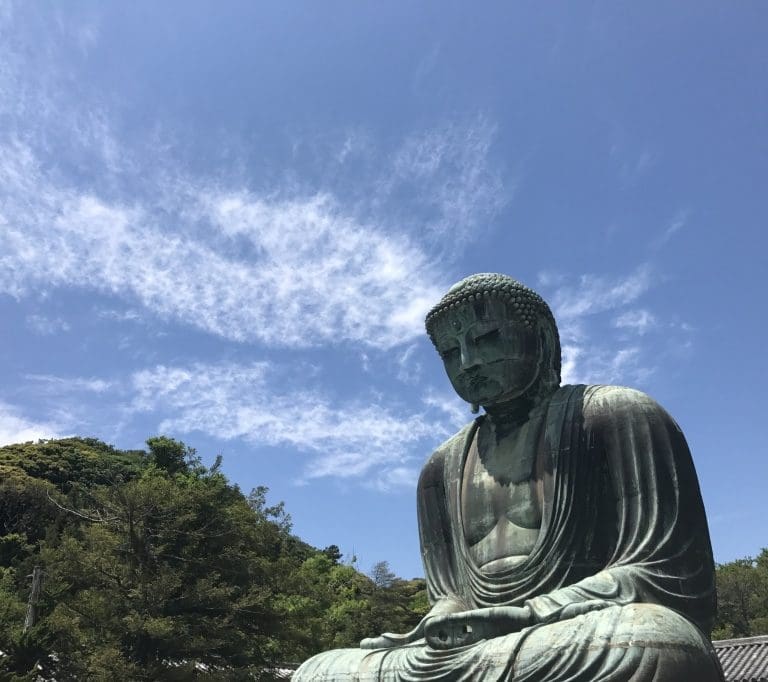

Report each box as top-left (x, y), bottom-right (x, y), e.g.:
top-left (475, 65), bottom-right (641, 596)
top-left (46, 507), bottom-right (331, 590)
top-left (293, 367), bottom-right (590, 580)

top-left (293, 385), bottom-right (725, 681)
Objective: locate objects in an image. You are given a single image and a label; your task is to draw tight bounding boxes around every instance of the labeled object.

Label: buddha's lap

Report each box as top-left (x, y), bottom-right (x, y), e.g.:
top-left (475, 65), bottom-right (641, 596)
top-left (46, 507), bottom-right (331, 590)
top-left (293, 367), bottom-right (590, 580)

top-left (292, 603), bottom-right (721, 681)
top-left (512, 603), bottom-right (719, 679)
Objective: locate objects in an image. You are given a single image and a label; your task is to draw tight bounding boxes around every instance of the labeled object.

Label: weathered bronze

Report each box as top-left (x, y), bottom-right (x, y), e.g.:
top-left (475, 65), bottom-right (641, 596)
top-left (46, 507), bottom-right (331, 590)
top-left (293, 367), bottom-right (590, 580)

top-left (294, 273), bottom-right (725, 681)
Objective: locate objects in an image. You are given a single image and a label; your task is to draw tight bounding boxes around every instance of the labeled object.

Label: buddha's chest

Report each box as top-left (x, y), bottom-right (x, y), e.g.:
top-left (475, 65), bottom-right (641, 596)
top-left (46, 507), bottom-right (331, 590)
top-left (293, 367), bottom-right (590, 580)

top-left (460, 419), bottom-right (544, 563)
top-left (461, 457), bottom-right (542, 541)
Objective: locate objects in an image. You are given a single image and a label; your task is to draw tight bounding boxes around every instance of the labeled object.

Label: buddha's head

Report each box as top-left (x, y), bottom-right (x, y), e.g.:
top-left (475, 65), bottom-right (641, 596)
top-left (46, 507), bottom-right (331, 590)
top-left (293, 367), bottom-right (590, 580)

top-left (425, 273), bottom-right (561, 411)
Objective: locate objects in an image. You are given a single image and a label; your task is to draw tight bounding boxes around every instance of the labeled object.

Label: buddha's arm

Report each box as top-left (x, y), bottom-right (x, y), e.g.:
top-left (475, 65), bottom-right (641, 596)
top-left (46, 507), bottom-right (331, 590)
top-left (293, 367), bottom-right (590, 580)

top-left (360, 438), bottom-right (472, 650)
top-left (417, 439), bottom-right (466, 604)
top-left (524, 388), bottom-right (716, 631)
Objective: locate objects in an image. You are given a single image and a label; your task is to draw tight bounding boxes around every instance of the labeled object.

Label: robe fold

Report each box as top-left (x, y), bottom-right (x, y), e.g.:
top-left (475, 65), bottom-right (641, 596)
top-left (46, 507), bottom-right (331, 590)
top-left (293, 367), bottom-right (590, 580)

top-left (293, 385), bottom-right (725, 681)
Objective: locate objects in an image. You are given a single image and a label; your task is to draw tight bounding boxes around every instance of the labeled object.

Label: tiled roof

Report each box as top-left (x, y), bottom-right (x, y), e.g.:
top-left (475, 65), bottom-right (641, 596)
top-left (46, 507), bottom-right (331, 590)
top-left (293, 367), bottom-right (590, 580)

top-left (714, 635), bottom-right (768, 682)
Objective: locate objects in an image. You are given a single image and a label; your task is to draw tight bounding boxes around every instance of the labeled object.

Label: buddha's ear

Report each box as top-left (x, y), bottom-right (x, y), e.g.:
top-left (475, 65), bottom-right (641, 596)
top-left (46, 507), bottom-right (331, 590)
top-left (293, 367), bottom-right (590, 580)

top-left (539, 324), bottom-right (561, 389)
top-left (537, 325), bottom-right (547, 360)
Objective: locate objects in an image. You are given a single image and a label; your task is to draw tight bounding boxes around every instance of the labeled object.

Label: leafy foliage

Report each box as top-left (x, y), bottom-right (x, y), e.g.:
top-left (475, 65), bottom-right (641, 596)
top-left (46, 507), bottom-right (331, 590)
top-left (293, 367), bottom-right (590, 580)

top-left (712, 549), bottom-right (768, 640)
top-left (0, 436), bottom-right (427, 679)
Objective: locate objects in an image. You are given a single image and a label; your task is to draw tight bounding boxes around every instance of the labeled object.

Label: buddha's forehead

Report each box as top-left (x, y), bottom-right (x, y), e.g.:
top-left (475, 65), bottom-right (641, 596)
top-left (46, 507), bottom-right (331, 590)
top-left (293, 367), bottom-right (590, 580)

top-left (432, 297), bottom-right (515, 336)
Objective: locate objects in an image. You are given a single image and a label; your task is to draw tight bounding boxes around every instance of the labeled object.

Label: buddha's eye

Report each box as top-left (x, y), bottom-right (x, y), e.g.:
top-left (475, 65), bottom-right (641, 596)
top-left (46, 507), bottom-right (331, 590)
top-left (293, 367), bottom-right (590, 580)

top-left (439, 347), bottom-right (459, 361)
top-left (473, 328), bottom-right (500, 343)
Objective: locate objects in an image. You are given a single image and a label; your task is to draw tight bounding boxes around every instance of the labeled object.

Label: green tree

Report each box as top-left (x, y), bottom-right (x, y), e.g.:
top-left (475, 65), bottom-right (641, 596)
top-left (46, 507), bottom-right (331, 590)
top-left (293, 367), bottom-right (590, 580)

top-left (713, 549), bottom-right (768, 639)
top-left (145, 436), bottom-right (191, 475)
top-left (37, 465), bottom-right (290, 678)
top-left (370, 561), bottom-right (397, 589)
top-left (0, 437), bottom-right (312, 678)
top-left (0, 434), bottom-right (433, 677)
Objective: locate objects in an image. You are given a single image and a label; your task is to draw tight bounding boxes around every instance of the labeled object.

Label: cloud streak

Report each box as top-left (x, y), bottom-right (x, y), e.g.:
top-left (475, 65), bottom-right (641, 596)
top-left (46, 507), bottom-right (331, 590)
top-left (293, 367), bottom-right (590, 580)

top-left (0, 82), bottom-right (506, 354)
top-left (0, 9), bottom-right (509, 353)
top-left (386, 117), bottom-right (508, 250)
top-left (0, 141), bottom-right (451, 349)
top-left (549, 265), bottom-right (653, 325)
top-left (25, 374), bottom-right (113, 394)
top-left (614, 309), bottom-right (656, 335)
top-left (651, 209), bottom-right (689, 249)
top-left (26, 314), bottom-right (71, 336)
top-left (130, 361), bottom-right (457, 490)
top-left (540, 265), bottom-right (659, 386)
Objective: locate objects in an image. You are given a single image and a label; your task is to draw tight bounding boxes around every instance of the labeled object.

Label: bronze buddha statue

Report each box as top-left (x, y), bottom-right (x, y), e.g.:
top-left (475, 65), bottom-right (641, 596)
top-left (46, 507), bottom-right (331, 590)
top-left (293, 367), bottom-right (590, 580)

top-left (294, 273), bottom-right (724, 681)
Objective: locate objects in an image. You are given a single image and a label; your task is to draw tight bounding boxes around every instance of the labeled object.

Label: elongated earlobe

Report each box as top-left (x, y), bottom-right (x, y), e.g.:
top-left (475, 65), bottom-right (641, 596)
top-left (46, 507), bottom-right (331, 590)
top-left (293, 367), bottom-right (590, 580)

top-left (471, 402), bottom-right (479, 414)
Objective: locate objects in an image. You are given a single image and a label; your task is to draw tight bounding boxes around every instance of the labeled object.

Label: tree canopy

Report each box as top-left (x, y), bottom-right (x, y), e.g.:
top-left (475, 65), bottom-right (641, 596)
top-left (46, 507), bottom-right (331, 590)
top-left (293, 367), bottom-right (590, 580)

top-left (0, 436), bottom-right (427, 680)
top-left (712, 549), bottom-right (768, 640)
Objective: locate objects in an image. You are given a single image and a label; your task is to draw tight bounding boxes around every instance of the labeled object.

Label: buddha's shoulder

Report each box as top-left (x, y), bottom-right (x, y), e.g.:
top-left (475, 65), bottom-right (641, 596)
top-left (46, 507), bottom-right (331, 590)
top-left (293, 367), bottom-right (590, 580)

top-left (577, 384), bottom-right (674, 426)
top-left (419, 421), bottom-right (476, 484)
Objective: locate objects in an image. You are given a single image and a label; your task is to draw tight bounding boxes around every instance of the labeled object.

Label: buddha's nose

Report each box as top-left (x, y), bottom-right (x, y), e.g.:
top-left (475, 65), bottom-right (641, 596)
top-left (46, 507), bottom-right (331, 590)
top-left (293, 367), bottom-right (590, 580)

top-left (460, 340), bottom-right (481, 371)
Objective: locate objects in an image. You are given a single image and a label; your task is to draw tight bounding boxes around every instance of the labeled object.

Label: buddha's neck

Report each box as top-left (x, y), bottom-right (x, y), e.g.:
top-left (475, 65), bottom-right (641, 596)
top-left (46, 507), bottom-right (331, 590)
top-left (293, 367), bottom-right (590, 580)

top-left (483, 397), bottom-right (534, 430)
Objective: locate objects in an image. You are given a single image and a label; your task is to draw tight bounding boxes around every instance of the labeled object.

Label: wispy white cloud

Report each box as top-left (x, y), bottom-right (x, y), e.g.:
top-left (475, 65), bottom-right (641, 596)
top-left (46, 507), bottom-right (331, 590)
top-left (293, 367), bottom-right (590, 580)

top-left (96, 307), bottom-right (143, 323)
top-left (198, 191), bottom-right (446, 348)
top-left (0, 401), bottom-right (60, 446)
top-left (395, 344), bottom-right (422, 384)
top-left (559, 345), bottom-right (582, 388)
top-left (0, 143), bottom-right (449, 349)
top-left (375, 466), bottom-right (421, 492)
top-left (26, 314), bottom-right (71, 336)
top-left (614, 309), bottom-right (656, 335)
top-left (0, 11), bottom-right (512, 353)
top-left (0, 105), bottom-right (507, 354)
top-left (7, 374), bottom-right (121, 443)
top-left (540, 265), bottom-right (659, 386)
top-left (53, 9), bottom-right (101, 56)
top-left (535, 270), bottom-right (566, 288)
top-left (651, 209), bottom-right (689, 249)
top-left (559, 345), bottom-right (653, 386)
top-left (618, 149), bottom-right (657, 186)
top-left (608, 131), bottom-right (658, 187)
top-left (288, 117), bottom-right (507, 256)
top-left (548, 264), bottom-right (653, 327)
top-left (420, 388), bottom-right (469, 430)
top-left (130, 362), bottom-right (457, 489)
top-left (385, 116), bottom-right (509, 250)
top-left (334, 129), bottom-right (372, 165)
top-left (25, 374), bottom-right (113, 394)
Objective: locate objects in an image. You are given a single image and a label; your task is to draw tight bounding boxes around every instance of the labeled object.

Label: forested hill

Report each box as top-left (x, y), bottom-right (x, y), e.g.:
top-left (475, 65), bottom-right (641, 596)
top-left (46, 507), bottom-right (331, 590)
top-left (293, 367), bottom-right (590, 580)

top-left (0, 437), bottom-right (428, 680)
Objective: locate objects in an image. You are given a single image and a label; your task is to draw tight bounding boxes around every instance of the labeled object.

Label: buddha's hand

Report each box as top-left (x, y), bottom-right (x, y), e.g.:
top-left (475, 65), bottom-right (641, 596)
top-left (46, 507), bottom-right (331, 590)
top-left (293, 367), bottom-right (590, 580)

top-left (360, 597), bottom-right (470, 649)
top-left (360, 620), bottom-right (426, 650)
top-left (425, 605), bottom-right (533, 650)
top-left (558, 599), bottom-right (612, 620)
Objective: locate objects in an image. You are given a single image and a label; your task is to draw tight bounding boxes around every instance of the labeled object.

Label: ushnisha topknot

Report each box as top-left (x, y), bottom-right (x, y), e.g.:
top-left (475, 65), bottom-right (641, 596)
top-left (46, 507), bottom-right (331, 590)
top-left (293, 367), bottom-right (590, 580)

top-left (425, 273), bottom-right (561, 383)
top-left (425, 273), bottom-right (551, 335)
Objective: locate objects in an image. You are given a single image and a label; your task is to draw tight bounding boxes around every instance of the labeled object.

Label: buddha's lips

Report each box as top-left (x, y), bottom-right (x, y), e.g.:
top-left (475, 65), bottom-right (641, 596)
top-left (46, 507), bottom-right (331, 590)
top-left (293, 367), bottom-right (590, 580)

top-left (464, 374), bottom-right (490, 390)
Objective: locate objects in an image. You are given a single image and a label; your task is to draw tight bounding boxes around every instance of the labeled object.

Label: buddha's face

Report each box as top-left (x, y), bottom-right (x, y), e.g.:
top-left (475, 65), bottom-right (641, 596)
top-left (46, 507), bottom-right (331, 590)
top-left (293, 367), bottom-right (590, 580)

top-left (433, 297), bottom-right (542, 408)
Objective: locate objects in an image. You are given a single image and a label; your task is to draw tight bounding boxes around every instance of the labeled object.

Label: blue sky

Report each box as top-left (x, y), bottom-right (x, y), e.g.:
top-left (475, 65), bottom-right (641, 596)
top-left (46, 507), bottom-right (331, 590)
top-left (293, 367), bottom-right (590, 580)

top-left (1, 1), bottom-right (766, 580)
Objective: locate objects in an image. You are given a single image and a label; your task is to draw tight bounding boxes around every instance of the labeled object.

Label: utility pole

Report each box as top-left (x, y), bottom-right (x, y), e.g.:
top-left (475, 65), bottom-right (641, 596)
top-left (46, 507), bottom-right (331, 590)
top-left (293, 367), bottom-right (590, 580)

top-left (24, 565), bottom-right (43, 631)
